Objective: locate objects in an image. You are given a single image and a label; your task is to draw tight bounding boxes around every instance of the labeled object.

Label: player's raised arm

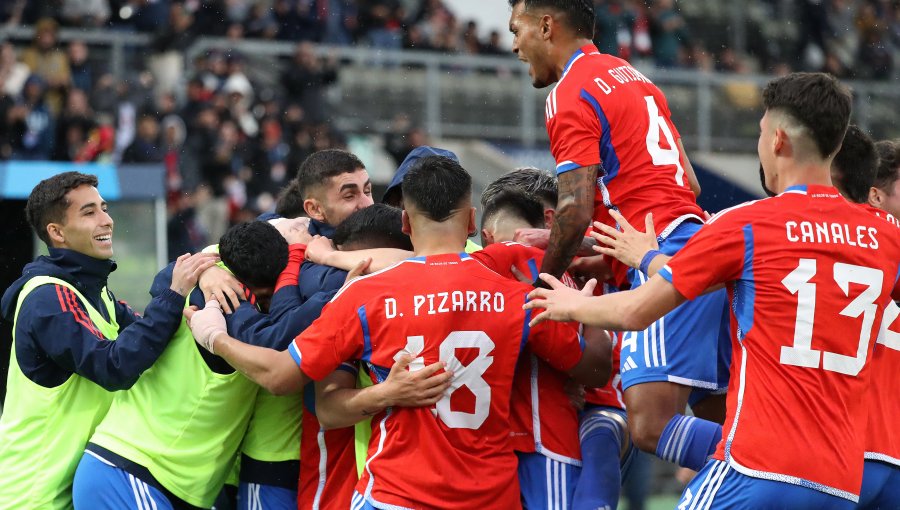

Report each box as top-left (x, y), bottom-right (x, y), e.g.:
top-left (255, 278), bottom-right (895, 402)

top-left (185, 300), bottom-right (308, 395)
top-left (538, 165), bottom-right (598, 283)
top-left (677, 139), bottom-right (701, 197)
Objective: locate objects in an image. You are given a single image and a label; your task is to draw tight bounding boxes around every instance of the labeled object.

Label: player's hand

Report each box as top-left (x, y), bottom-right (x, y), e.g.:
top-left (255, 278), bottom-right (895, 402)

top-left (343, 257), bottom-right (371, 286)
top-left (563, 379), bottom-right (586, 410)
top-left (380, 355), bottom-right (453, 408)
top-left (198, 264), bottom-right (244, 314)
top-left (170, 252), bottom-right (220, 297)
top-left (509, 264), bottom-right (533, 284)
top-left (305, 235), bottom-right (336, 265)
top-left (183, 299), bottom-right (227, 354)
top-left (524, 273), bottom-right (598, 327)
top-left (590, 211), bottom-right (658, 269)
top-left (272, 217), bottom-right (312, 245)
top-left (513, 228), bottom-right (550, 249)
top-left (568, 255), bottom-right (612, 286)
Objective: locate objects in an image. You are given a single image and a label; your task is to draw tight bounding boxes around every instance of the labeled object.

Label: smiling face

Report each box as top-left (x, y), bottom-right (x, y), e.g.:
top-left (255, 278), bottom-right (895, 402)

top-left (305, 168), bottom-right (374, 227)
top-left (509, 2), bottom-right (556, 88)
top-left (48, 184), bottom-right (114, 259)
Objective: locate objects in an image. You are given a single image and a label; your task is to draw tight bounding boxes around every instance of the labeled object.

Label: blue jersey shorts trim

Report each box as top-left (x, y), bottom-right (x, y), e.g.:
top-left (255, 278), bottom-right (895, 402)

top-left (238, 482), bottom-right (297, 510)
top-left (516, 451), bottom-right (581, 510)
top-left (857, 460), bottom-right (900, 509)
top-left (73, 452), bottom-right (176, 510)
top-left (619, 221), bottom-right (731, 397)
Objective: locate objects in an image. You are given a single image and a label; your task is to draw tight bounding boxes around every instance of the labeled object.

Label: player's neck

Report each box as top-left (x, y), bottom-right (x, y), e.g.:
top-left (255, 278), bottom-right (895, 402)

top-left (777, 163), bottom-right (834, 193)
top-left (554, 38), bottom-right (594, 80)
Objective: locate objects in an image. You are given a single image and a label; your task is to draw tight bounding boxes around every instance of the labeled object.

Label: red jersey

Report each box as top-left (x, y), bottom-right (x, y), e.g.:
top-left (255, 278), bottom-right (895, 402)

top-left (857, 202), bottom-right (900, 468)
top-left (470, 242), bottom-right (582, 463)
top-left (546, 44), bottom-right (703, 286)
top-left (660, 185), bottom-right (900, 500)
top-left (291, 253), bottom-right (585, 509)
top-left (298, 370), bottom-right (358, 510)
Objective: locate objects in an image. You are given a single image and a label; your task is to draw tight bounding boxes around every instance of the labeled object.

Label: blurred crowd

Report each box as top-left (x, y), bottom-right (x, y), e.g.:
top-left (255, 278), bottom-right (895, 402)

top-left (0, 0), bottom-right (897, 259)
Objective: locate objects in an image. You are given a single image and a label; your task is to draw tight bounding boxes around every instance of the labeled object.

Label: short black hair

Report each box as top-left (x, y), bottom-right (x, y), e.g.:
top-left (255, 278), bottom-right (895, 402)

top-left (275, 179), bottom-right (306, 218)
top-left (296, 149), bottom-right (365, 200)
top-left (831, 125), bottom-right (878, 204)
top-left (508, 0), bottom-right (594, 38)
top-left (333, 204), bottom-right (413, 251)
top-left (874, 139), bottom-right (900, 193)
top-left (26, 171), bottom-right (99, 246)
top-left (403, 156), bottom-right (472, 222)
top-left (481, 167), bottom-right (557, 210)
top-left (481, 188), bottom-right (545, 231)
top-left (219, 221), bottom-right (288, 289)
top-left (762, 72), bottom-right (852, 159)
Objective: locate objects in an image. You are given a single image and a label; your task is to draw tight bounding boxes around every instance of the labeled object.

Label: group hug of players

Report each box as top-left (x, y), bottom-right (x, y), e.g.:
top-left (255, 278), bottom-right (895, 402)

top-left (1, 1), bottom-right (899, 509)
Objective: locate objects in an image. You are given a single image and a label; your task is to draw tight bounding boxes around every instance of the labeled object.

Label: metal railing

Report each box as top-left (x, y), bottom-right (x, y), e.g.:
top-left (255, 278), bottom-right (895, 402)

top-left (3, 27), bottom-right (898, 152)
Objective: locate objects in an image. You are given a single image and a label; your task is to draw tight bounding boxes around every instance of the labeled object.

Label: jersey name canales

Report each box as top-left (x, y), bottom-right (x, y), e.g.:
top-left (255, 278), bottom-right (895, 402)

top-left (660, 185), bottom-right (900, 501)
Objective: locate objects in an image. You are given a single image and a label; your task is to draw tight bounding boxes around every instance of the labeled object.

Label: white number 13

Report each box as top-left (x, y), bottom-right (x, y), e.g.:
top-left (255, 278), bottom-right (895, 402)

top-left (780, 259), bottom-right (883, 376)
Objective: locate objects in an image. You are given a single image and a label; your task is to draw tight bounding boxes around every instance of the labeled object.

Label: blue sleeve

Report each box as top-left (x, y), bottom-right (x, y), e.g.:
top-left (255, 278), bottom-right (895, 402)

top-left (16, 281), bottom-right (186, 391)
top-left (229, 289), bottom-right (336, 350)
top-left (297, 262), bottom-right (348, 300)
top-left (150, 262), bottom-right (176, 298)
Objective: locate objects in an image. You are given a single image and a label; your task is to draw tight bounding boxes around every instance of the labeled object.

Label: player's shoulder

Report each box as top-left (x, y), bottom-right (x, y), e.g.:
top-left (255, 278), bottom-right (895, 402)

top-left (705, 197), bottom-right (769, 226)
top-left (329, 259), bottom-right (415, 303)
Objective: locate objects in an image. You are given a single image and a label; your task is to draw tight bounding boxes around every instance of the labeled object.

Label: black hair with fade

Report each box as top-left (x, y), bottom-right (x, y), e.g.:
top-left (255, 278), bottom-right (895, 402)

top-left (873, 139), bottom-right (900, 192)
top-left (831, 125), bottom-right (878, 204)
top-left (481, 188), bottom-right (545, 231)
top-left (26, 171), bottom-right (99, 246)
top-left (762, 72), bottom-right (852, 159)
top-left (219, 221), bottom-right (288, 289)
top-left (481, 167), bottom-right (558, 210)
top-left (275, 178), bottom-right (306, 219)
top-left (333, 203), bottom-right (413, 251)
top-left (296, 149), bottom-right (365, 200)
top-left (508, 0), bottom-right (594, 38)
top-left (402, 156), bottom-right (472, 222)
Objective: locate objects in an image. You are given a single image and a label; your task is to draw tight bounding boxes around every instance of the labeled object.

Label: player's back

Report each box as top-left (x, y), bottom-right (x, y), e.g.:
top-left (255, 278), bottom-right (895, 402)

top-left (548, 46), bottom-right (703, 245)
top-left (698, 185), bottom-right (900, 498)
top-left (345, 253), bottom-right (581, 509)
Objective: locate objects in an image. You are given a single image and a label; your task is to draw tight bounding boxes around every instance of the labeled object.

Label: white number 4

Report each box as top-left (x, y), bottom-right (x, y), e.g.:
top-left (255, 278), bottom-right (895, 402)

top-left (644, 96), bottom-right (685, 187)
top-left (780, 259), bottom-right (883, 376)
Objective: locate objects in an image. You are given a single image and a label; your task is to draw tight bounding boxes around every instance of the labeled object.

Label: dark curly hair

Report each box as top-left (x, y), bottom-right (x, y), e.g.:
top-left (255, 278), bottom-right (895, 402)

top-left (219, 221), bottom-right (288, 289)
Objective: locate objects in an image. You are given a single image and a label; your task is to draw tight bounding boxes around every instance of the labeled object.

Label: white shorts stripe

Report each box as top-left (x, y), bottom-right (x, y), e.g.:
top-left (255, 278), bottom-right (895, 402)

top-left (687, 461), bottom-right (723, 510)
top-left (702, 465), bottom-right (730, 510)
top-left (127, 474), bottom-right (145, 510)
top-left (692, 462), bottom-right (728, 510)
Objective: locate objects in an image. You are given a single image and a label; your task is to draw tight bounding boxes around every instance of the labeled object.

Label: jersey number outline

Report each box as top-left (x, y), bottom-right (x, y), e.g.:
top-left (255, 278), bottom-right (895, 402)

top-left (780, 259), bottom-right (883, 376)
top-left (401, 331), bottom-right (495, 429)
top-left (644, 96), bottom-right (685, 186)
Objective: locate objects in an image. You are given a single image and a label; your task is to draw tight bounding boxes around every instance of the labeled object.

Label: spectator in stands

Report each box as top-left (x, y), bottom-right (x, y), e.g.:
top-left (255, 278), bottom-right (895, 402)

top-left (20, 18), bottom-right (70, 115)
top-left (67, 40), bottom-right (97, 93)
top-left (593, 0), bottom-right (638, 59)
top-left (244, 1), bottom-right (279, 39)
top-left (0, 43), bottom-right (30, 98)
top-left (359, 0), bottom-right (404, 49)
top-left (52, 88), bottom-right (95, 161)
top-left (8, 75), bottom-right (54, 160)
top-left (281, 42), bottom-right (337, 123)
top-left (321, 0), bottom-right (358, 45)
top-left (648, 0), bottom-right (688, 68)
top-left (122, 113), bottom-right (164, 163)
top-left (481, 30), bottom-right (505, 55)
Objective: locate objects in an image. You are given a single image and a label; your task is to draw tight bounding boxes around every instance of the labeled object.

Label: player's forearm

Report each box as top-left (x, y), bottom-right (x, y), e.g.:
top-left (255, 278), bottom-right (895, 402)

top-left (213, 332), bottom-right (307, 395)
top-left (315, 384), bottom-right (390, 430)
top-left (540, 166), bottom-right (597, 279)
top-left (321, 248), bottom-right (411, 272)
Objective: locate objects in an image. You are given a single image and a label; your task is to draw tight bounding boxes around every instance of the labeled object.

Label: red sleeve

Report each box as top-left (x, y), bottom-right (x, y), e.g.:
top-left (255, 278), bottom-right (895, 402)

top-left (292, 290), bottom-right (365, 381)
top-left (526, 317), bottom-right (584, 372)
top-left (549, 88), bottom-right (602, 174)
top-left (275, 244), bottom-right (306, 293)
top-left (658, 216), bottom-right (746, 300)
top-left (469, 248), bottom-right (504, 275)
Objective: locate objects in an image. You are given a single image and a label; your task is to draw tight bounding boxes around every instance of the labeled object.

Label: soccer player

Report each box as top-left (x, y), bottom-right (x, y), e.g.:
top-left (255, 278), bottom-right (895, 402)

top-left (184, 155), bottom-right (609, 509)
top-left (525, 72), bottom-right (900, 509)
top-left (509, 0), bottom-right (729, 472)
top-left (831, 125), bottom-right (879, 207)
top-left (0, 172), bottom-right (214, 509)
top-left (868, 140), bottom-right (900, 225)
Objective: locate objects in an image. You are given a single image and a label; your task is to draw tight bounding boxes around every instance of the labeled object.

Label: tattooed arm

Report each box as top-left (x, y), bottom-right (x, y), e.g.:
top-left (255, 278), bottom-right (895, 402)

top-left (538, 165), bottom-right (598, 284)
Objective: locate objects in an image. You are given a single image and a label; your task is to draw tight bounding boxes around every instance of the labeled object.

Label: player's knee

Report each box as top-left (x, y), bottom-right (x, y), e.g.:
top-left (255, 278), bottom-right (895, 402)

top-left (627, 412), bottom-right (667, 452)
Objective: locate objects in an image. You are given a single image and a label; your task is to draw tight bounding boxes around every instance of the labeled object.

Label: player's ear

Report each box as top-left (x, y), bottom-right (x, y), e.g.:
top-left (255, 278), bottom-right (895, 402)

top-left (481, 228), bottom-right (494, 247)
top-left (303, 198), bottom-right (325, 223)
top-left (540, 14), bottom-right (552, 40)
top-left (773, 127), bottom-right (786, 156)
top-left (401, 209), bottom-right (412, 236)
top-left (46, 222), bottom-right (65, 247)
top-left (868, 186), bottom-right (883, 208)
top-left (467, 207), bottom-right (477, 236)
top-left (543, 208), bottom-right (555, 229)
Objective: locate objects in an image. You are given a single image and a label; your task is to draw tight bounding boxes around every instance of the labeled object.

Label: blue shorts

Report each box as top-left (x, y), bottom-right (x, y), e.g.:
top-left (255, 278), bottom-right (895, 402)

top-left (677, 460), bottom-right (856, 510)
top-left (237, 482), bottom-right (297, 510)
top-left (73, 452), bottom-right (174, 510)
top-left (858, 460), bottom-right (900, 509)
top-left (620, 220), bottom-right (731, 397)
top-left (517, 451), bottom-right (581, 510)
top-left (351, 491), bottom-right (378, 510)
